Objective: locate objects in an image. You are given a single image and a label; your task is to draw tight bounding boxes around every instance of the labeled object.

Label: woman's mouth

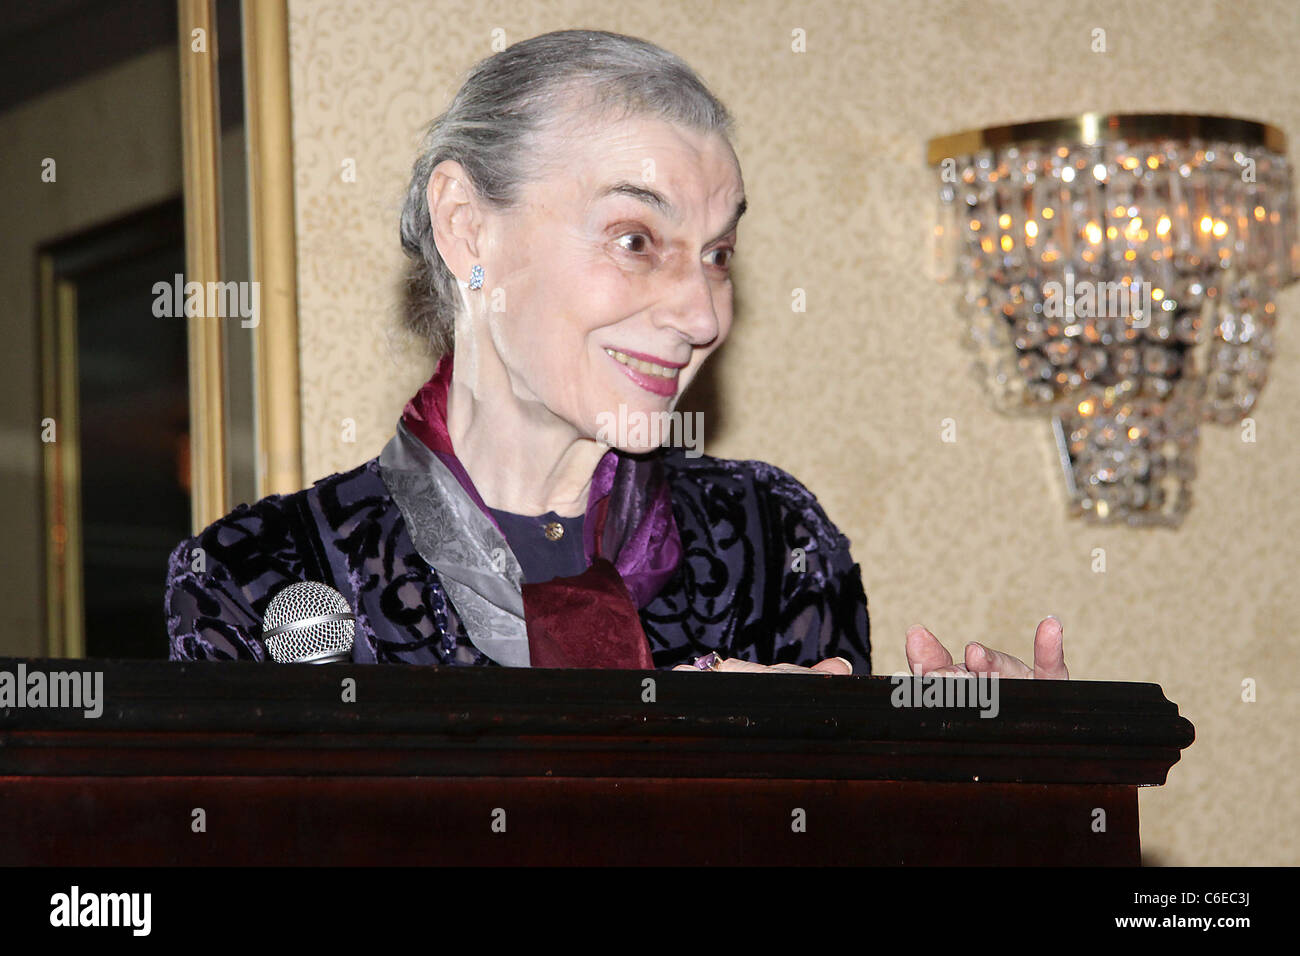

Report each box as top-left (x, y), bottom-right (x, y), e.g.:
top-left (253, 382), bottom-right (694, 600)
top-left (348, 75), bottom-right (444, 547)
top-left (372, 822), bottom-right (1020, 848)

top-left (604, 347), bottom-right (680, 397)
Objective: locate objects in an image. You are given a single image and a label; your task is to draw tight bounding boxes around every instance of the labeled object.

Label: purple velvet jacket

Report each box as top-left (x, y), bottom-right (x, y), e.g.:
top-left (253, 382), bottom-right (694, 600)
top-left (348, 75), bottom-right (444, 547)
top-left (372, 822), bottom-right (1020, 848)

top-left (164, 448), bottom-right (872, 672)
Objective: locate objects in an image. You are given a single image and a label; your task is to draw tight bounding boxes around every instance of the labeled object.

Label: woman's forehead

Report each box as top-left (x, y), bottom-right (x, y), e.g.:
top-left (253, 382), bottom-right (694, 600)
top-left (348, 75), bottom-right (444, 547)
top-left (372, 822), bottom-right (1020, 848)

top-left (533, 112), bottom-right (743, 209)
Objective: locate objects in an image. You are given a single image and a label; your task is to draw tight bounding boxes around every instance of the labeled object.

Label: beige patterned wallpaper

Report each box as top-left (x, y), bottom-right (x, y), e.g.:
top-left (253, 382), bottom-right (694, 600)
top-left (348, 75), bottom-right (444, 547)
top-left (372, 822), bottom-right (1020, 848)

top-left (286, 0), bottom-right (1300, 865)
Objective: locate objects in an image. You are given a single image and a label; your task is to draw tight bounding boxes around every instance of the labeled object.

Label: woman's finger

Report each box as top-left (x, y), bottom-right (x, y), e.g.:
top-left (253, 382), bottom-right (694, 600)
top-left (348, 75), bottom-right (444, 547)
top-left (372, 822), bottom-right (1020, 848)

top-left (965, 642), bottom-right (1033, 678)
top-left (1033, 617), bottom-right (1069, 679)
top-left (712, 657), bottom-right (772, 673)
top-left (922, 663), bottom-right (972, 678)
top-left (904, 625), bottom-right (953, 674)
top-left (809, 657), bottom-right (852, 675)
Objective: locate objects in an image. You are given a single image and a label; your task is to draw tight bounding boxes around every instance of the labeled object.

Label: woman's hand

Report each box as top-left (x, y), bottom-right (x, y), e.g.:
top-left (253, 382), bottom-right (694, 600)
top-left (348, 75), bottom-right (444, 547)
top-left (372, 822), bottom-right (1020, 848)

top-left (673, 656), bottom-right (853, 675)
top-left (904, 616), bottom-right (1069, 679)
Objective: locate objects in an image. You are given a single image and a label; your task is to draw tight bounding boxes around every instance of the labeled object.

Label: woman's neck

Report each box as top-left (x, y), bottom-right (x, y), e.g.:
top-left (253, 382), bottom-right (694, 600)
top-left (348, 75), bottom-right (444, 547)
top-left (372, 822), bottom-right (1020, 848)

top-left (443, 343), bottom-right (606, 519)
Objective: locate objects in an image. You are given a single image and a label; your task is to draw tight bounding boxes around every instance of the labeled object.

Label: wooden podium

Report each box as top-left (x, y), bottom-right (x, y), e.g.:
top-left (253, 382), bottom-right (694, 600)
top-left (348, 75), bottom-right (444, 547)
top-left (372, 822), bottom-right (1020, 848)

top-left (0, 659), bottom-right (1193, 865)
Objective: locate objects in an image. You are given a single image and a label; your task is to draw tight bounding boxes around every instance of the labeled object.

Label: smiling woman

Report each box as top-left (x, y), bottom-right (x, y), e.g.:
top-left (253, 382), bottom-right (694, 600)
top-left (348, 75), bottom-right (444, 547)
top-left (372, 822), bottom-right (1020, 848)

top-left (163, 29), bottom-right (1061, 679)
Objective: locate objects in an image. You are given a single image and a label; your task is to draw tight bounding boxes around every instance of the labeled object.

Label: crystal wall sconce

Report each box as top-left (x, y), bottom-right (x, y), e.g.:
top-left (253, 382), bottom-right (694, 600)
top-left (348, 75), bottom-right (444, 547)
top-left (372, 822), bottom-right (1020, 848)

top-left (928, 114), bottom-right (1298, 527)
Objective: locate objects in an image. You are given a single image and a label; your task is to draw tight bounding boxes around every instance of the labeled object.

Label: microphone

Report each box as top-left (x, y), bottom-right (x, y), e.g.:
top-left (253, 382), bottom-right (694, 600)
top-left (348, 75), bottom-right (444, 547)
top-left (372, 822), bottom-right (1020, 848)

top-left (261, 581), bottom-right (356, 664)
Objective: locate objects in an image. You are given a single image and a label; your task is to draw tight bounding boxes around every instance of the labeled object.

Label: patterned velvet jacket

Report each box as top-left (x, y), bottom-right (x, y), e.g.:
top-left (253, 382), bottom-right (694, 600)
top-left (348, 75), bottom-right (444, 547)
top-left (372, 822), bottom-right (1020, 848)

top-left (165, 449), bottom-right (872, 673)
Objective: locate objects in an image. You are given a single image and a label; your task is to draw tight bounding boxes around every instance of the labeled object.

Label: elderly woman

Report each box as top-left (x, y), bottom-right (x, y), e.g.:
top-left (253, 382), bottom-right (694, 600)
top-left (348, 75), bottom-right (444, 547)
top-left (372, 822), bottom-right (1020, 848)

top-left (166, 29), bottom-right (1067, 680)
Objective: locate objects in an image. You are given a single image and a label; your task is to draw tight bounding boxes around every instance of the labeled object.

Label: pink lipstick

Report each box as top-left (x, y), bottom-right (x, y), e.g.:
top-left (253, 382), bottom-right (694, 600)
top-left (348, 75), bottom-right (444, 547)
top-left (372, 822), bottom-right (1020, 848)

top-left (604, 346), bottom-right (681, 397)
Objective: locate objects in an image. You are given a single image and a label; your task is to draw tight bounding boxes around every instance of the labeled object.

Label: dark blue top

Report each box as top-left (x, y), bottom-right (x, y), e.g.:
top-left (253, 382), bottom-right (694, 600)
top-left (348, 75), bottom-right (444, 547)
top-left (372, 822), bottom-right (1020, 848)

top-left (486, 508), bottom-right (586, 584)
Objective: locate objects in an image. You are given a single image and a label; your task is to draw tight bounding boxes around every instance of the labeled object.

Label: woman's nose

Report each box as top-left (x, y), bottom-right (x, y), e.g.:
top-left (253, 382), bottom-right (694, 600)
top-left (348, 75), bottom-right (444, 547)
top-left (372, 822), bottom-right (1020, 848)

top-left (653, 260), bottom-right (722, 346)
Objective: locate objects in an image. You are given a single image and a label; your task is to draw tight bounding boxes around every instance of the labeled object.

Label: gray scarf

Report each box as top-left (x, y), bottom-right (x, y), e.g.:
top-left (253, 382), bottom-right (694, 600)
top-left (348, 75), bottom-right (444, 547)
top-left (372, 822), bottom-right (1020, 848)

top-left (378, 419), bottom-right (531, 666)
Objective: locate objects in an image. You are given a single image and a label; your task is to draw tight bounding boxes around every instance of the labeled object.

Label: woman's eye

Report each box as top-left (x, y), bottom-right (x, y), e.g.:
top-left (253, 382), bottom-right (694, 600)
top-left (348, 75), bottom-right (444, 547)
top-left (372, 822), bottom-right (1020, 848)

top-left (616, 233), bottom-right (651, 254)
top-left (707, 247), bottom-right (735, 270)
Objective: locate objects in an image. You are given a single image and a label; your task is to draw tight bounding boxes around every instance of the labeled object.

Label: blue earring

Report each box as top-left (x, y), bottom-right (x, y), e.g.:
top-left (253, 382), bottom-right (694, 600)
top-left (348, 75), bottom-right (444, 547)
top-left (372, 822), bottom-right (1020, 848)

top-left (469, 264), bottom-right (484, 290)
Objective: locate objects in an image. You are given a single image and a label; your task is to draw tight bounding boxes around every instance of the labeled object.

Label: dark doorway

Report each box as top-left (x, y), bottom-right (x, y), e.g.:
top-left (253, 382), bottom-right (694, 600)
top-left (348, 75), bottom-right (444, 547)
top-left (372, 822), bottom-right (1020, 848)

top-left (40, 198), bottom-right (190, 658)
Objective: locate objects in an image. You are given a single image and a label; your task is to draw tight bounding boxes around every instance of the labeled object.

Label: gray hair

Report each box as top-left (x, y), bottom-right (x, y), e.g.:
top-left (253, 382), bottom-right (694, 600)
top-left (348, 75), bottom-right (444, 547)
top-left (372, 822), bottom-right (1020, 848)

top-left (398, 29), bottom-right (735, 356)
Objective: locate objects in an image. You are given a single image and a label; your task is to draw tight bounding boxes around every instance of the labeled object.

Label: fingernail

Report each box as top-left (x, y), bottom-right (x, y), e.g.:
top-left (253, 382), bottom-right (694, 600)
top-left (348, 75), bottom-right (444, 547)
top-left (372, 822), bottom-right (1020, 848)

top-left (967, 642), bottom-right (986, 661)
top-left (832, 656), bottom-right (853, 674)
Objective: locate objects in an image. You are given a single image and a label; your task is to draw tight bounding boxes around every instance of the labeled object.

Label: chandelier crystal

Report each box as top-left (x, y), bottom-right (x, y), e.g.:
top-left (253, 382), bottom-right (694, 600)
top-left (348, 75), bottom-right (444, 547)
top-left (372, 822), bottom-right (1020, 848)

top-left (929, 114), bottom-right (1298, 527)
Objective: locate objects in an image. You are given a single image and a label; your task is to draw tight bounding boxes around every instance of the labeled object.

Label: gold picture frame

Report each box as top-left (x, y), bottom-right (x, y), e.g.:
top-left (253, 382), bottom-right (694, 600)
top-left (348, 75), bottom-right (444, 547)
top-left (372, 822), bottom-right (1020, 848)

top-left (179, 0), bottom-right (302, 535)
top-left (38, 258), bottom-right (85, 659)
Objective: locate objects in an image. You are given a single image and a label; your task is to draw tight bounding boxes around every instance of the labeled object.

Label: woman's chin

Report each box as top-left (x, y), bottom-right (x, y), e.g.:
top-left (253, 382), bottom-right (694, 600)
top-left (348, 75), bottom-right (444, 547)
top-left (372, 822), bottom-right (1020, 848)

top-left (591, 402), bottom-right (671, 451)
top-left (587, 431), bottom-right (655, 455)
top-left (607, 438), bottom-right (667, 458)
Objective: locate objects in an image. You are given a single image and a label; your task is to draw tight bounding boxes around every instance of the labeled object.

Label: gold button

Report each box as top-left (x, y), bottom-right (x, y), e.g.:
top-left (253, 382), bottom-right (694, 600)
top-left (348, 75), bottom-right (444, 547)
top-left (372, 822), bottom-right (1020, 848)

top-left (543, 521), bottom-right (564, 541)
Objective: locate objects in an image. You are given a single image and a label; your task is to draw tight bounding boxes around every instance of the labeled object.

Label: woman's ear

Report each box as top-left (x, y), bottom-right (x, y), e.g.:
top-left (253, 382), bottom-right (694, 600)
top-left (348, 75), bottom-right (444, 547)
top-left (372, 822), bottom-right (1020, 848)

top-left (427, 160), bottom-right (484, 284)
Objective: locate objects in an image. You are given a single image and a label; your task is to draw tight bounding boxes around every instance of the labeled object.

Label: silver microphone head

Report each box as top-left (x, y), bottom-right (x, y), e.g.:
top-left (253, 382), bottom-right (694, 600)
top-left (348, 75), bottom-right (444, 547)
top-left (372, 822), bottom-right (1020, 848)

top-left (262, 581), bottom-right (356, 664)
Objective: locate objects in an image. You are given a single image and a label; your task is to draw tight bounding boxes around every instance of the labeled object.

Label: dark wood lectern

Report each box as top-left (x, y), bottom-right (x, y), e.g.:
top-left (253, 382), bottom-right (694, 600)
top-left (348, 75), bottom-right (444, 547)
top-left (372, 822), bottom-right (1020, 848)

top-left (0, 659), bottom-right (1193, 865)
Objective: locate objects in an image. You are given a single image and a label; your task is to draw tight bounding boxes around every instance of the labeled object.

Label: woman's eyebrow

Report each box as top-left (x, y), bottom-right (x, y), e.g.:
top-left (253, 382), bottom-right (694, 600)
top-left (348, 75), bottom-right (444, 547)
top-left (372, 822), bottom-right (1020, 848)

top-left (600, 181), bottom-right (678, 220)
top-left (710, 198), bottom-right (748, 243)
top-left (599, 180), bottom-right (747, 241)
